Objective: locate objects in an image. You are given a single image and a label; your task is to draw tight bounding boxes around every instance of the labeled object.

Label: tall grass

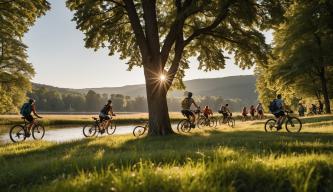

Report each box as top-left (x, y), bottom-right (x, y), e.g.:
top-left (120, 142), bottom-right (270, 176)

top-left (0, 115), bottom-right (333, 191)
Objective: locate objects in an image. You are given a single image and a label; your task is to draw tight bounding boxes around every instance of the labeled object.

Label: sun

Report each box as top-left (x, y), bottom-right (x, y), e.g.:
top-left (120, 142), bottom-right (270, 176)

top-left (160, 74), bottom-right (166, 81)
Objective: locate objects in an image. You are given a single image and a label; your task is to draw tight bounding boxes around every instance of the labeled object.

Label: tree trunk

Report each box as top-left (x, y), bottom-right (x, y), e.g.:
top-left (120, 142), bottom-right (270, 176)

top-left (144, 66), bottom-right (174, 136)
top-left (319, 68), bottom-right (331, 114)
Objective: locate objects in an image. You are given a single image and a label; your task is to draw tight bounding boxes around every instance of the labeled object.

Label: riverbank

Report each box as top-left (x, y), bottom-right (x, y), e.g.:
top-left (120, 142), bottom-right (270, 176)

top-left (0, 113), bottom-right (185, 126)
top-left (1, 115), bottom-right (333, 191)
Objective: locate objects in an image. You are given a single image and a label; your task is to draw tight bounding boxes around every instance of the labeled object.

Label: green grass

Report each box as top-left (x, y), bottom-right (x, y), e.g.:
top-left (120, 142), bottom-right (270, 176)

top-left (0, 115), bottom-right (333, 191)
top-left (0, 113), bottom-right (185, 126)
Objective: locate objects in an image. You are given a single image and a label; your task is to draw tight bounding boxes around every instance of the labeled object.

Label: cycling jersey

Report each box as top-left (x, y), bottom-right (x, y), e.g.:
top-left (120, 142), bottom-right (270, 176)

top-left (181, 98), bottom-right (194, 110)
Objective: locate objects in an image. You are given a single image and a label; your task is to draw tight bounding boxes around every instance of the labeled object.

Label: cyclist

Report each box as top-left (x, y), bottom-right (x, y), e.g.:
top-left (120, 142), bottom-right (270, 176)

top-left (269, 94), bottom-right (285, 130)
top-left (256, 103), bottom-right (264, 119)
top-left (20, 98), bottom-right (42, 136)
top-left (298, 103), bottom-right (305, 116)
top-left (99, 99), bottom-right (115, 133)
top-left (242, 106), bottom-right (248, 119)
top-left (181, 92), bottom-right (199, 128)
top-left (250, 105), bottom-right (256, 120)
top-left (220, 104), bottom-right (231, 122)
top-left (203, 105), bottom-right (213, 119)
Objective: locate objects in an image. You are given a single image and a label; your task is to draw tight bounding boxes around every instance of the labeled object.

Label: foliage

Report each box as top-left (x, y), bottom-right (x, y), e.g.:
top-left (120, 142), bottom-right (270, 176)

top-left (0, 0), bottom-right (50, 113)
top-left (1, 115), bottom-right (333, 191)
top-left (256, 0), bottom-right (333, 112)
top-left (27, 87), bottom-right (251, 113)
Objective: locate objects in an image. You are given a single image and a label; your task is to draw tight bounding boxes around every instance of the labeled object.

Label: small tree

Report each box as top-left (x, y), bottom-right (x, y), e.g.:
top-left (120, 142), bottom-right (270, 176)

top-left (67, 0), bottom-right (289, 135)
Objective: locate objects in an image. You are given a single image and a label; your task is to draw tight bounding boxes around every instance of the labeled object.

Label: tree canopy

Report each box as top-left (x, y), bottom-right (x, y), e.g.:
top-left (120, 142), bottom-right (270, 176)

top-left (257, 0), bottom-right (333, 113)
top-left (67, 0), bottom-right (290, 135)
top-left (0, 0), bottom-right (50, 113)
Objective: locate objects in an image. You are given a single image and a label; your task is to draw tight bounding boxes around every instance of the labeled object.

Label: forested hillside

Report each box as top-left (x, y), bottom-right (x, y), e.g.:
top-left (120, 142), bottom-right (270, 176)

top-left (29, 75), bottom-right (258, 112)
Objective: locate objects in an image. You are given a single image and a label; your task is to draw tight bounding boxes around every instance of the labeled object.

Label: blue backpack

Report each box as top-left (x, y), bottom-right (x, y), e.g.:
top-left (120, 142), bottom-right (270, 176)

top-left (269, 99), bottom-right (279, 113)
top-left (20, 103), bottom-right (32, 116)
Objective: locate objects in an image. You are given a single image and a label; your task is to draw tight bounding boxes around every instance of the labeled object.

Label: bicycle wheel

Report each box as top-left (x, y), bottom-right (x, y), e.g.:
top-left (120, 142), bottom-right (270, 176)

top-left (264, 119), bottom-right (276, 132)
top-left (83, 124), bottom-right (97, 137)
top-left (197, 117), bottom-right (207, 128)
top-left (32, 124), bottom-right (45, 140)
top-left (106, 122), bottom-right (117, 135)
top-left (209, 117), bottom-right (218, 128)
top-left (285, 117), bottom-right (302, 133)
top-left (9, 125), bottom-right (26, 143)
top-left (218, 117), bottom-right (224, 126)
top-left (179, 120), bottom-right (191, 133)
top-left (133, 125), bottom-right (146, 137)
top-left (227, 118), bottom-right (235, 128)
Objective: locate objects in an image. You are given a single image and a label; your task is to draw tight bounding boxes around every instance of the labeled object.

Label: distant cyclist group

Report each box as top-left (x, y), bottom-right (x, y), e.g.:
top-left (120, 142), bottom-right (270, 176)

top-left (10, 92), bottom-right (303, 142)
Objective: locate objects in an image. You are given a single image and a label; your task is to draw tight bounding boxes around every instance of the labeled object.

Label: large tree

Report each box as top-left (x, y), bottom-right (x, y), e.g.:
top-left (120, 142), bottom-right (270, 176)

top-left (0, 0), bottom-right (50, 113)
top-left (67, 0), bottom-right (289, 135)
top-left (269, 0), bottom-right (333, 113)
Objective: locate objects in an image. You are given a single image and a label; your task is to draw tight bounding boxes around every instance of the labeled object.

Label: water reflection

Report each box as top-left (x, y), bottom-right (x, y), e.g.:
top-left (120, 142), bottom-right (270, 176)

top-left (0, 124), bottom-right (177, 144)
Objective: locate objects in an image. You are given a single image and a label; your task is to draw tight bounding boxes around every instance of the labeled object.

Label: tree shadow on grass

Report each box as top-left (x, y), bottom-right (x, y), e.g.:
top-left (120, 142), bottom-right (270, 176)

top-left (1, 130), bottom-right (333, 190)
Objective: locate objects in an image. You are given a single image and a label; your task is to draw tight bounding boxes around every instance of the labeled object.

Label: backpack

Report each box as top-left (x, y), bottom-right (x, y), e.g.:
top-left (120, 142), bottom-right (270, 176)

top-left (269, 99), bottom-right (278, 113)
top-left (20, 103), bottom-right (32, 116)
top-left (181, 98), bottom-right (192, 109)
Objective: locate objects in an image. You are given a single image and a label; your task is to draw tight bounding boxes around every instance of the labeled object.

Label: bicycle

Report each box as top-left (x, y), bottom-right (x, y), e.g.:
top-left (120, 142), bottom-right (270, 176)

top-left (9, 117), bottom-right (45, 143)
top-left (264, 110), bottom-right (302, 132)
top-left (177, 109), bottom-right (203, 133)
top-left (197, 115), bottom-right (217, 128)
top-left (83, 117), bottom-right (116, 137)
top-left (218, 113), bottom-right (235, 128)
top-left (133, 121), bottom-right (148, 137)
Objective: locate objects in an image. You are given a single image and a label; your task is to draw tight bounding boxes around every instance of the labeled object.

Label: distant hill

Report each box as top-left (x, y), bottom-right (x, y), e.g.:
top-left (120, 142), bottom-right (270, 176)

top-left (32, 75), bottom-right (258, 104)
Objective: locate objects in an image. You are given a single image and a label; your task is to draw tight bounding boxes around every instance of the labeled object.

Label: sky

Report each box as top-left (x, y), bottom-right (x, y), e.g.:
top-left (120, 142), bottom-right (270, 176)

top-left (24, 0), bottom-right (270, 89)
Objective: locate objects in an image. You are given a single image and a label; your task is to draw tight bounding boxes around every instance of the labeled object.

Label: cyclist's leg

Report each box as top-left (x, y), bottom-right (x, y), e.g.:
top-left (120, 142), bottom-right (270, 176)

top-left (25, 115), bottom-right (34, 134)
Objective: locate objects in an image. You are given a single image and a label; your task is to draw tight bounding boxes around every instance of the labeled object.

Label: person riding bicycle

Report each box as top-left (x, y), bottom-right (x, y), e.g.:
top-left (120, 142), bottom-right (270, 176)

top-left (269, 94), bottom-right (285, 130)
top-left (20, 98), bottom-right (42, 136)
top-left (242, 106), bottom-right (248, 118)
top-left (219, 104), bottom-right (231, 122)
top-left (181, 92), bottom-right (199, 128)
top-left (99, 100), bottom-right (115, 133)
top-left (250, 105), bottom-right (256, 120)
top-left (298, 103), bottom-right (305, 116)
top-left (203, 106), bottom-right (213, 119)
top-left (256, 103), bottom-right (264, 119)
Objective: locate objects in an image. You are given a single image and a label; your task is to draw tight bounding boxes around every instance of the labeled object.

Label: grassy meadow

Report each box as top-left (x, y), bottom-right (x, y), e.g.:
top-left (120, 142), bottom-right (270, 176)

top-left (0, 115), bottom-right (333, 191)
top-left (0, 113), bottom-right (185, 126)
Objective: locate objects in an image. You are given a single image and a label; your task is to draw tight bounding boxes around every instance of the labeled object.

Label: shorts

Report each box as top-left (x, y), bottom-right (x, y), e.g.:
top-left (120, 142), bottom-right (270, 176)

top-left (222, 112), bottom-right (228, 118)
top-left (258, 110), bottom-right (263, 115)
top-left (181, 110), bottom-right (194, 119)
top-left (273, 111), bottom-right (285, 118)
top-left (99, 113), bottom-right (111, 121)
top-left (24, 114), bottom-right (34, 123)
top-left (204, 114), bottom-right (209, 119)
top-left (250, 112), bottom-right (255, 116)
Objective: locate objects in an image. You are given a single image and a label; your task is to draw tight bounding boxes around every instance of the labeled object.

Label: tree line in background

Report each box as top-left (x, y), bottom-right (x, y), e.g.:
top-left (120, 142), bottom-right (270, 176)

top-left (256, 0), bottom-right (333, 113)
top-left (27, 87), bottom-right (248, 113)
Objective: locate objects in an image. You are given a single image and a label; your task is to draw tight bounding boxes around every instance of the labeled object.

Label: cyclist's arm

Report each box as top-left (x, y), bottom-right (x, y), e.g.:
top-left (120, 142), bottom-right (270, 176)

top-left (192, 101), bottom-right (199, 109)
top-left (32, 105), bottom-right (42, 118)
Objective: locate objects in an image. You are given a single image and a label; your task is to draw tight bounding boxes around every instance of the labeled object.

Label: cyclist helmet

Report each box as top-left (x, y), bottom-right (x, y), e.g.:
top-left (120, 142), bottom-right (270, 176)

top-left (277, 94), bottom-right (282, 99)
top-left (225, 104), bottom-right (229, 106)
top-left (107, 99), bottom-right (112, 104)
top-left (28, 98), bottom-right (35, 104)
top-left (187, 92), bottom-right (193, 98)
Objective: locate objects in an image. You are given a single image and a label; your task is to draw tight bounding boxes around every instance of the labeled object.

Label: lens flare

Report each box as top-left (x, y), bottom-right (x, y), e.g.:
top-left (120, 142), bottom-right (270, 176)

top-left (160, 74), bottom-right (166, 81)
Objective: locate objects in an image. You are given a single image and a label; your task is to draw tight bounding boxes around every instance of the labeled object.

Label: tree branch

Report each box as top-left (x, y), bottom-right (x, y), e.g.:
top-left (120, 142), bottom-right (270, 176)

top-left (141, 0), bottom-right (160, 61)
top-left (123, 0), bottom-right (148, 61)
top-left (161, 0), bottom-right (203, 68)
top-left (184, 0), bottom-right (232, 46)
